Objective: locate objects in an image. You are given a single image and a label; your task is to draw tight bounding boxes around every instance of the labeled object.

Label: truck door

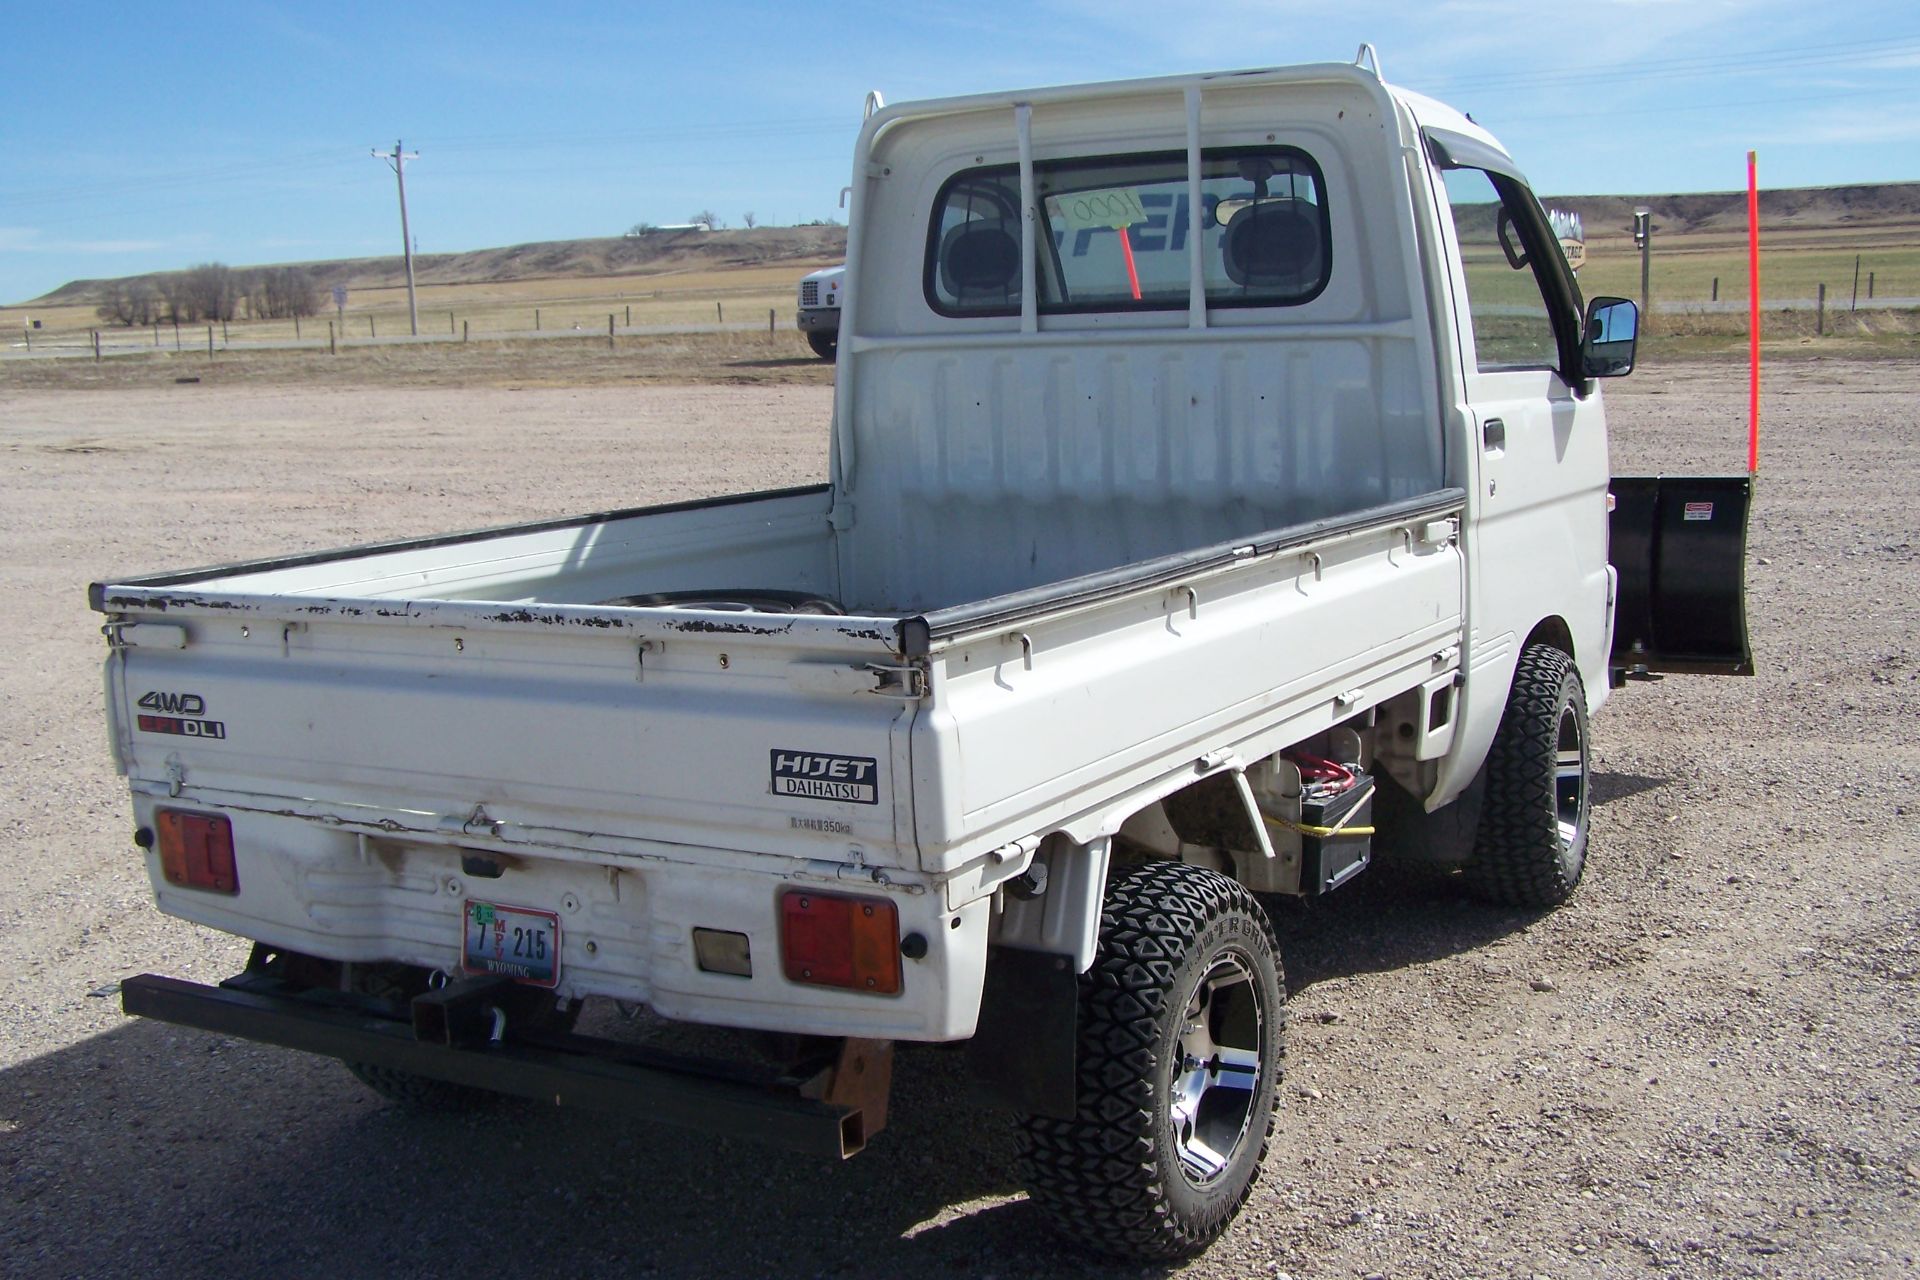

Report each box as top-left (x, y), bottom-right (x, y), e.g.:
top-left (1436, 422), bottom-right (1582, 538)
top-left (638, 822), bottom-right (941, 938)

top-left (1430, 160), bottom-right (1614, 730)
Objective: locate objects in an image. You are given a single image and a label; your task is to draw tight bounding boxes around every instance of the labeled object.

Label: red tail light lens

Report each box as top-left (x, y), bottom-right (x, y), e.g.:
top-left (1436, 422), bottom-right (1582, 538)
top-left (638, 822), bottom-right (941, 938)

top-left (155, 809), bottom-right (238, 894)
top-left (780, 890), bottom-right (901, 995)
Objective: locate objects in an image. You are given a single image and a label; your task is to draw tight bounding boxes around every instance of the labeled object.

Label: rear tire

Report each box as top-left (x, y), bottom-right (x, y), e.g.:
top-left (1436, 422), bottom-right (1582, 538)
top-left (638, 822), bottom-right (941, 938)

top-left (1017, 861), bottom-right (1284, 1260)
top-left (1466, 644), bottom-right (1591, 907)
top-left (806, 329), bottom-right (837, 361)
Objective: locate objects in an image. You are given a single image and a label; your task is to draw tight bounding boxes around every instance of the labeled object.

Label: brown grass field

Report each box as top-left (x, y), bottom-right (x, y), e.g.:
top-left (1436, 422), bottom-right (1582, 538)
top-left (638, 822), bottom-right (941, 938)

top-left (5, 197), bottom-right (1917, 378)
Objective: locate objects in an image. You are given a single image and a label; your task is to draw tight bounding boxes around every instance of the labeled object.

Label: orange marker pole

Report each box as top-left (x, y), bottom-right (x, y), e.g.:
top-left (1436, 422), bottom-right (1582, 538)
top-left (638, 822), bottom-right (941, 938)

top-left (1747, 150), bottom-right (1761, 475)
top-left (1117, 225), bottom-right (1142, 301)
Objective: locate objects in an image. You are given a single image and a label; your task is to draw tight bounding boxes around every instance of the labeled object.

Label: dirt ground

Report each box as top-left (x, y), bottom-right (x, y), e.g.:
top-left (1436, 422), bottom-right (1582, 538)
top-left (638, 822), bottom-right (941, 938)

top-left (0, 355), bottom-right (1914, 1279)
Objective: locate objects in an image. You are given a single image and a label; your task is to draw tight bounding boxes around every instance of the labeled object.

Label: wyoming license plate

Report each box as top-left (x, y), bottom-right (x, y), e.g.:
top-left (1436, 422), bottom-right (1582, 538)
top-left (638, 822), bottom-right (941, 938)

top-left (462, 900), bottom-right (561, 987)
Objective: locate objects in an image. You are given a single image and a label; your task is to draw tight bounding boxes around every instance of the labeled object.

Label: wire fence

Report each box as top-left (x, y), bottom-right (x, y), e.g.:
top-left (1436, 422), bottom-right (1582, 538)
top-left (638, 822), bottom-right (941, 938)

top-left (4, 288), bottom-right (806, 362)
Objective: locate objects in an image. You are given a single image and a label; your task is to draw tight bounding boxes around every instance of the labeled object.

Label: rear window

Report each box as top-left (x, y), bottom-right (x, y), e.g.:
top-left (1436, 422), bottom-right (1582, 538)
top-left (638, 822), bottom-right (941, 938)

top-left (925, 146), bottom-right (1329, 316)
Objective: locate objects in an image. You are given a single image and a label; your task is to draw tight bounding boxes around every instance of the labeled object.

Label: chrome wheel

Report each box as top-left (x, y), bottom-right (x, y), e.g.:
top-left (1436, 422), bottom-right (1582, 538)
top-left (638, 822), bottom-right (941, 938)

top-left (1555, 702), bottom-right (1587, 853)
top-left (1170, 951), bottom-right (1266, 1186)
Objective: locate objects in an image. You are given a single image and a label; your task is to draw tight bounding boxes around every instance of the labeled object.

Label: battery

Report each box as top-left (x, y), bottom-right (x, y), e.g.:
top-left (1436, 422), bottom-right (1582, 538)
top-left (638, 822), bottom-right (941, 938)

top-left (1299, 773), bottom-right (1374, 895)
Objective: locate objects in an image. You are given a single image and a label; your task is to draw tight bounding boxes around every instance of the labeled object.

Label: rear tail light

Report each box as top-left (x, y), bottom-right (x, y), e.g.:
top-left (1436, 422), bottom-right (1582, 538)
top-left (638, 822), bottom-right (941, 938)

top-left (154, 809), bottom-right (238, 894)
top-left (780, 890), bottom-right (901, 995)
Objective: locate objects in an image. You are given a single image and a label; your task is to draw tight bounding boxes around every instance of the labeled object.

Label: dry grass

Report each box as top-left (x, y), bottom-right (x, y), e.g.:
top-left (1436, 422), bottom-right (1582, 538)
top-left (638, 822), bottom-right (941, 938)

top-left (1578, 239), bottom-right (1920, 307)
top-left (0, 330), bottom-right (836, 391)
top-left (1, 259), bottom-right (841, 353)
top-left (8, 233), bottom-right (1918, 388)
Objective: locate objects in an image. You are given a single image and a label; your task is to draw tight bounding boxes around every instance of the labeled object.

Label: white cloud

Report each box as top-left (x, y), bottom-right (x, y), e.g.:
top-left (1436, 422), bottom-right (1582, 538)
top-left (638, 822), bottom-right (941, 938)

top-left (0, 227), bottom-right (175, 254)
top-left (1772, 110), bottom-right (1920, 145)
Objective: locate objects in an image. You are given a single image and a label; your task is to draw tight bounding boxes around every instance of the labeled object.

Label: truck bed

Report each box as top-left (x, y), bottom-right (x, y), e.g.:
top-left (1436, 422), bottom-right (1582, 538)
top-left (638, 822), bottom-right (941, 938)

top-left (94, 480), bottom-right (1466, 1038)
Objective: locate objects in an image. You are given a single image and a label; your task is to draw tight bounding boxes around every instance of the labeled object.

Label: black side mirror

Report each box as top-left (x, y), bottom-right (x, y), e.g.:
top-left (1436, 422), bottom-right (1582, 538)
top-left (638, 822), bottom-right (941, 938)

top-left (1582, 296), bottom-right (1638, 378)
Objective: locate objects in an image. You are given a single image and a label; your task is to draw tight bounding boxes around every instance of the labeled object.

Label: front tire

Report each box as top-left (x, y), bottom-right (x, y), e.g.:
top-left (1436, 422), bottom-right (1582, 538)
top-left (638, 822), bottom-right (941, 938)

top-left (806, 329), bottom-right (837, 361)
top-left (1018, 862), bottom-right (1284, 1260)
top-left (1466, 644), bottom-right (1591, 907)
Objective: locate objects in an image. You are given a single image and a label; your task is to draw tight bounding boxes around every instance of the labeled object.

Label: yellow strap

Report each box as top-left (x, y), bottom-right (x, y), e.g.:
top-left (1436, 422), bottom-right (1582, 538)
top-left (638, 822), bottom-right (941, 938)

top-left (1261, 813), bottom-right (1375, 839)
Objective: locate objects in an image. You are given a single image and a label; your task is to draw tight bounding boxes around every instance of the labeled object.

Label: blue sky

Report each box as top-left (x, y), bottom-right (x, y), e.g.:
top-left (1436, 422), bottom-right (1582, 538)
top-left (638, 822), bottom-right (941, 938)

top-left (4, 0), bottom-right (1917, 303)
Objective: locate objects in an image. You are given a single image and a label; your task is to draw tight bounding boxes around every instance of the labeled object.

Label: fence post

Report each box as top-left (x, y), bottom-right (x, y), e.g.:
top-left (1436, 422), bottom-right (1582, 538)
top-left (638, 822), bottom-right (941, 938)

top-left (174, 320), bottom-right (181, 350)
top-left (208, 325), bottom-right (214, 358)
top-left (1869, 271), bottom-right (1875, 299)
top-left (626, 304), bottom-right (631, 326)
top-left (329, 321), bottom-right (337, 355)
top-left (1816, 282), bottom-right (1826, 336)
top-left (153, 322), bottom-right (160, 347)
top-left (370, 316), bottom-right (376, 338)
top-left (294, 314), bottom-right (301, 340)
top-left (1851, 255), bottom-right (1861, 312)
top-left (536, 308), bottom-right (541, 331)
top-left (222, 319), bottom-right (229, 344)
top-left (608, 314), bottom-right (616, 350)
top-left (23, 325), bottom-right (30, 352)
top-left (450, 311), bottom-right (456, 335)
top-left (93, 330), bottom-right (101, 362)
top-left (716, 302), bottom-right (724, 324)
top-left (768, 308), bottom-right (775, 333)
top-left (1711, 276), bottom-right (1719, 302)
top-left (463, 320), bottom-right (469, 343)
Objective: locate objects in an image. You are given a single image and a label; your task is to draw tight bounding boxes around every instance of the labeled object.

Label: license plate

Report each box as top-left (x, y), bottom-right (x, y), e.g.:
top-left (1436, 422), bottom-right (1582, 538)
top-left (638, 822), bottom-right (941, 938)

top-left (462, 900), bottom-right (561, 987)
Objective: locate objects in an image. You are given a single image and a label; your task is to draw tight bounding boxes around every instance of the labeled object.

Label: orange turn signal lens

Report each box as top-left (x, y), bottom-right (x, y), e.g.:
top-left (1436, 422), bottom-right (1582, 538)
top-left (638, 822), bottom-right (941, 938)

top-left (779, 890), bottom-right (901, 995)
top-left (155, 809), bottom-right (238, 894)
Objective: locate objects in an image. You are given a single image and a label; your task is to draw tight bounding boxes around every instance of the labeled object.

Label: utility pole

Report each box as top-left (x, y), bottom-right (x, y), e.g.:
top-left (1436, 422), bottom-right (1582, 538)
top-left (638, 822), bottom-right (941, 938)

top-left (372, 140), bottom-right (421, 336)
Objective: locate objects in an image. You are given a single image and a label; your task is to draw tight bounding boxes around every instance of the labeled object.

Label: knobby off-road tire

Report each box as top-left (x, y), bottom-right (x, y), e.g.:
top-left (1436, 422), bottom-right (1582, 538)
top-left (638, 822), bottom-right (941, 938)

top-left (1466, 643), bottom-right (1592, 907)
top-left (1017, 861), bottom-right (1285, 1260)
top-left (806, 329), bottom-right (838, 361)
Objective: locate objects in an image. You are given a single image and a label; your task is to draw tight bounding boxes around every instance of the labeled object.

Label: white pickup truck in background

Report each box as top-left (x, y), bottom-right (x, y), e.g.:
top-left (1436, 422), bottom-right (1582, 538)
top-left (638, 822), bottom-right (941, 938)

top-left (796, 263), bottom-right (845, 360)
top-left (97, 49), bottom-right (1750, 1260)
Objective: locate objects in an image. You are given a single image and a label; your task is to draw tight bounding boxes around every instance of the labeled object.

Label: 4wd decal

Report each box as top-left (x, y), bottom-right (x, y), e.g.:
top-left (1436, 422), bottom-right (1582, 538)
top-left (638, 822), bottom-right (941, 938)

top-left (138, 690), bottom-right (205, 716)
top-left (770, 750), bottom-right (878, 805)
top-left (136, 689), bottom-right (226, 738)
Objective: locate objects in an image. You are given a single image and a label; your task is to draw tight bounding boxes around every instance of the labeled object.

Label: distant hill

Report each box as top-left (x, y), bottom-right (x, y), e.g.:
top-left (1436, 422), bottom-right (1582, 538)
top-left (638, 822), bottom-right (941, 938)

top-left (30, 225), bottom-right (849, 307)
top-left (26, 181), bottom-right (1920, 306)
top-left (1539, 182), bottom-right (1920, 247)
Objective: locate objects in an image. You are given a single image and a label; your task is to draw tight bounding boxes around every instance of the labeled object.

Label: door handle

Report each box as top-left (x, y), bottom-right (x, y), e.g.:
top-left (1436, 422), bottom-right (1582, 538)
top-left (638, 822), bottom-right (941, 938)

top-left (1481, 417), bottom-right (1506, 453)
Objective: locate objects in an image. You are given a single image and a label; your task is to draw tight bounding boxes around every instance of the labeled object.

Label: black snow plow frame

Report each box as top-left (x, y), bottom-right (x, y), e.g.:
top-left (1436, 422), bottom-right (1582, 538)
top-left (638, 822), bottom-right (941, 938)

top-left (120, 970), bottom-right (886, 1159)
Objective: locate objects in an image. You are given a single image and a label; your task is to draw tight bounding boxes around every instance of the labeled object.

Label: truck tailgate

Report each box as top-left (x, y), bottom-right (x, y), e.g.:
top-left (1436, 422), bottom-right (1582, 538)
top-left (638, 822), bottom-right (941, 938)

top-left (101, 598), bottom-right (917, 866)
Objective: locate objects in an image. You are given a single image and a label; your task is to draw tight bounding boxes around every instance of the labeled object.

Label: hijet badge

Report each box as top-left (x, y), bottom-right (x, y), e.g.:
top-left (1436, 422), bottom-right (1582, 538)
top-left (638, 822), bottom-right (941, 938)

top-left (770, 750), bottom-right (879, 805)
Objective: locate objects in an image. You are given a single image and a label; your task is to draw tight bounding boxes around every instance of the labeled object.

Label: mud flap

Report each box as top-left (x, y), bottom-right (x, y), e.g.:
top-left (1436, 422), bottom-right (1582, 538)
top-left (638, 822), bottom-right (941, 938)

top-left (1609, 475), bottom-right (1754, 677)
top-left (965, 947), bottom-right (1078, 1119)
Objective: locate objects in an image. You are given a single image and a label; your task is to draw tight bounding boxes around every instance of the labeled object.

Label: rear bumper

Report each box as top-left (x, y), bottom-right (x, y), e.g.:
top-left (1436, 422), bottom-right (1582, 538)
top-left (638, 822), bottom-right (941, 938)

top-left (121, 971), bottom-right (880, 1157)
top-left (130, 795), bottom-right (992, 1042)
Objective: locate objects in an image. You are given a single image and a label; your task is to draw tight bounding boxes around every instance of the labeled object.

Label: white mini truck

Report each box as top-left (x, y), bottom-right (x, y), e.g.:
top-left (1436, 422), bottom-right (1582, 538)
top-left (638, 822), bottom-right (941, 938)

top-left (98, 53), bottom-right (1750, 1259)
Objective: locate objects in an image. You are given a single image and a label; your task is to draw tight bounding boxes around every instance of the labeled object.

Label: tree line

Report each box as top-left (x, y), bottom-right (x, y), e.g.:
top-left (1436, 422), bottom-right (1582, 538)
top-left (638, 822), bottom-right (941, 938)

top-left (96, 262), bottom-right (323, 326)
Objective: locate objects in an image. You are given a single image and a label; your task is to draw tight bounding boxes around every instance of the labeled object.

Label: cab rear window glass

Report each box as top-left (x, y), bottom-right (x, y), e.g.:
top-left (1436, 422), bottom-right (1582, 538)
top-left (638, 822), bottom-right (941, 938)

top-left (926, 146), bottom-right (1329, 316)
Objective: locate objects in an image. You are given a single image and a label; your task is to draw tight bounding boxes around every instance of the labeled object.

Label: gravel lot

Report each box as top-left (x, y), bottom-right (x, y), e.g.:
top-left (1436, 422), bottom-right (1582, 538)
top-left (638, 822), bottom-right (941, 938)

top-left (1, 359), bottom-right (1915, 1278)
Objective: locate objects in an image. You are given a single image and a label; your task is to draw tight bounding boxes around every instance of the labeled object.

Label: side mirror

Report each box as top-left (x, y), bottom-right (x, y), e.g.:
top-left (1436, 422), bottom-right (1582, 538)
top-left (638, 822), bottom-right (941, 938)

top-left (1582, 296), bottom-right (1638, 378)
